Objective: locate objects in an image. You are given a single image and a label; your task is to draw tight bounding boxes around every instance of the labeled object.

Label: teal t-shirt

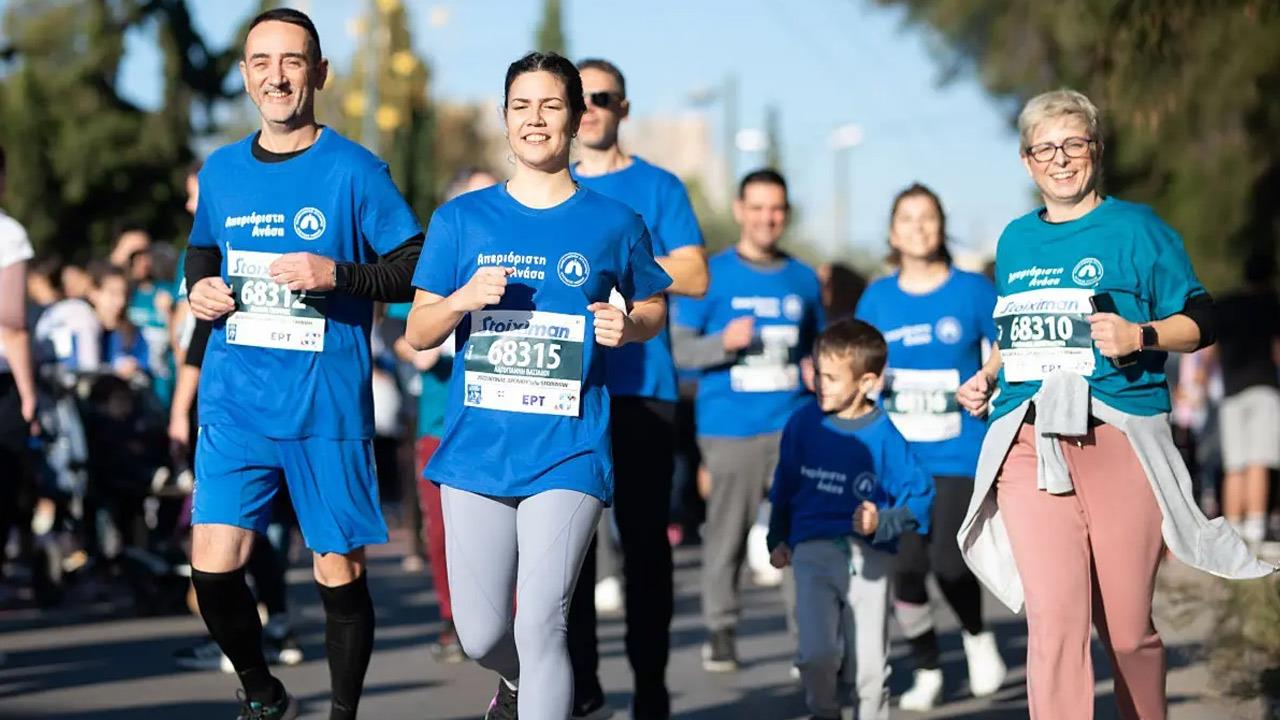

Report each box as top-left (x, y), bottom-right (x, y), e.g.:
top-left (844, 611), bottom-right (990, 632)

top-left (991, 197), bottom-right (1205, 421)
top-left (386, 301), bottom-right (450, 440)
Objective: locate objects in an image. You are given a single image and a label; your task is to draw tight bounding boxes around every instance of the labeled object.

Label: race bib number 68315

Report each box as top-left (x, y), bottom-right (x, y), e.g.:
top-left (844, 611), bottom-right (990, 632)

top-left (463, 310), bottom-right (586, 417)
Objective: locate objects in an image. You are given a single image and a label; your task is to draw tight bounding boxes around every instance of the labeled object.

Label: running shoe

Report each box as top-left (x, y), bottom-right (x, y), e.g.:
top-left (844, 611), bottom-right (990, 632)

top-left (263, 625), bottom-right (303, 667)
top-left (594, 575), bottom-right (623, 616)
top-left (898, 667), bottom-right (943, 711)
top-left (484, 679), bottom-right (518, 720)
top-left (963, 630), bottom-right (1007, 697)
top-left (701, 628), bottom-right (739, 673)
top-left (571, 691), bottom-right (613, 720)
top-left (174, 636), bottom-right (234, 673)
top-left (235, 689), bottom-right (298, 720)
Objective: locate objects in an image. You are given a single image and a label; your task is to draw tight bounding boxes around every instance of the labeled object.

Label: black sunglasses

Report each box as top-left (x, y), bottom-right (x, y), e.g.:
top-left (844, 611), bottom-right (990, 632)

top-left (586, 91), bottom-right (622, 109)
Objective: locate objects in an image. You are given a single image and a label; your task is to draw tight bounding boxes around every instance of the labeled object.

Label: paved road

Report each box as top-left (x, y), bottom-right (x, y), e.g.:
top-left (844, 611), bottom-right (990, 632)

top-left (0, 532), bottom-right (1262, 719)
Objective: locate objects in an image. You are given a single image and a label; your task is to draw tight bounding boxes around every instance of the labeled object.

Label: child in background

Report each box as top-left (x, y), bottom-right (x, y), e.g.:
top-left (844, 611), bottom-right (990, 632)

top-left (768, 318), bottom-right (935, 720)
top-left (88, 265), bottom-right (149, 383)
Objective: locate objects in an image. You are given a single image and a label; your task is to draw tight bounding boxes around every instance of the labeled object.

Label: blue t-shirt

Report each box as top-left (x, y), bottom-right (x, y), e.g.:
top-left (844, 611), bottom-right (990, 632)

top-left (672, 249), bottom-right (824, 438)
top-left (189, 129), bottom-right (423, 439)
top-left (411, 184), bottom-right (671, 503)
top-left (572, 156), bottom-right (703, 402)
top-left (992, 198), bottom-right (1205, 421)
top-left (855, 270), bottom-right (996, 477)
top-left (769, 403), bottom-right (935, 553)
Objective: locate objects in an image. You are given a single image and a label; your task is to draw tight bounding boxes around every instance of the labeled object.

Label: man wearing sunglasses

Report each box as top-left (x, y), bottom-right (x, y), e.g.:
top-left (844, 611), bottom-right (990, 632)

top-left (566, 58), bottom-right (709, 720)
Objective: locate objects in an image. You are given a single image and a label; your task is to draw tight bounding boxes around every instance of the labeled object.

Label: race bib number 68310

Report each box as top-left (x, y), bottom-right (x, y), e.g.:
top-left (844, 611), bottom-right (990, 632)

top-left (995, 288), bottom-right (1095, 382)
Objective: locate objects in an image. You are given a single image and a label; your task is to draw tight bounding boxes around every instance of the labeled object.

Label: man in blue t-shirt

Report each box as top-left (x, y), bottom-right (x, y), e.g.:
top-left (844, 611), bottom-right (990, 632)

top-left (182, 10), bottom-right (423, 720)
top-left (564, 58), bottom-right (709, 720)
top-left (672, 169), bottom-right (825, 673)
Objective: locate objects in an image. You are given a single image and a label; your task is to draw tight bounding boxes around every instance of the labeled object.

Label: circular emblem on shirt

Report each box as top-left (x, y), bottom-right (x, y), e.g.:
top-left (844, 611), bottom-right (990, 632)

top-left (557, 252), bottom-right (590, 287)
top-left (935, 316), bottom-right (963, 344)
top-left (783, 294), bottom-right (804, 321)
top-left (853, 472), bottom-right (877, 500)
top-left (293, 207), bottom-right (327, 241)
top-left (1071, 257), bottom-right (1104, 287)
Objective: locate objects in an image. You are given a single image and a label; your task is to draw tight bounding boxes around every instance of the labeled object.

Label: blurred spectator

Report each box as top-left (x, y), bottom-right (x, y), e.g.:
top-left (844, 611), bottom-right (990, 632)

top-left (88, 265), bottom-right (149, 383)
top-left (1214, 253), bottom-right (1280, 547)
top-left (816, 261), bottom-right (866, 320)
top-left (112, 228), bottom-right (173, 402)
top-left (29, 256), bottom-right (102, 372)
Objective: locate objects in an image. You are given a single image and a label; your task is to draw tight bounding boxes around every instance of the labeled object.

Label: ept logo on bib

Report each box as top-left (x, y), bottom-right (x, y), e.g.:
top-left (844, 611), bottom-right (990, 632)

top-left (1072, 257), bottom-right (1103, 287)
top-left (557, 252), bottom-right (590, 287)
top-left (293, 207), bottom-right (327, 241)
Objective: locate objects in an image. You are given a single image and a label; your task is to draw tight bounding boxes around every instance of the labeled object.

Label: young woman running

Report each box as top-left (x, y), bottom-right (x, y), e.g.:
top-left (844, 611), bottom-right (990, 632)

top-left (405, 52), bottom-right (670, 720)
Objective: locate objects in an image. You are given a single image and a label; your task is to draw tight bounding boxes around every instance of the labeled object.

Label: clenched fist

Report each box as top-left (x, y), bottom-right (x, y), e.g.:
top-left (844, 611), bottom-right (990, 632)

top-left (722, 315), bottom-right (755, 352)
top-left (1088, 312), bottom-right (1141, 359)
top-left (589, 302), bottom-right (632, 347)
top-left (449, 267), bottom-right (514, 313)
top-left (854, 501), bottom-right (879, 537)
top-left (189, 276), bottom-right (236, 321)
top-left (268, 252), bottom-right (337, 292)
top-left (957, 370), bottom-right (995, 417)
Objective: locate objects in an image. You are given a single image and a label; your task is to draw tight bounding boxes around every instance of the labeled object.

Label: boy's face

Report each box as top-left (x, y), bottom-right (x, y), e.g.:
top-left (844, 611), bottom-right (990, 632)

top-left (815, 351), bottom-right (878, 414)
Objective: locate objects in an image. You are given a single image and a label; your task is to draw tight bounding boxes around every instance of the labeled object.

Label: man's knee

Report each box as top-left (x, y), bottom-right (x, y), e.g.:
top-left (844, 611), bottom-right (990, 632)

top-left (191, 523), bottom-right (255, 572)
top-left (313, 548), bottom-right (366, 587)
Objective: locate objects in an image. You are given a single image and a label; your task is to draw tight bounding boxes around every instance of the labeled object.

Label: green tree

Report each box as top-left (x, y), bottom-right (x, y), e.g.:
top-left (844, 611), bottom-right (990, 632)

top-left (877, 0), bottom-right (1280, 289)
top-left (535, 0), bottom-right (568, 56)
top-left (0, 0), bottom-right (264, 255)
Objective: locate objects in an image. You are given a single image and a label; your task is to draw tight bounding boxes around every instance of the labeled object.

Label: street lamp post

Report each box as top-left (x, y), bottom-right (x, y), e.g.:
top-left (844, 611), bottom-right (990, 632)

top-left (829, 123), bottom-right (863, 248)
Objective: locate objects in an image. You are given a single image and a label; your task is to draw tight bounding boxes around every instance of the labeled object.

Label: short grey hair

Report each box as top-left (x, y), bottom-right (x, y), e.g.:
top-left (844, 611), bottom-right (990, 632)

top-left (1017, 89), bottom-right (1102, 152)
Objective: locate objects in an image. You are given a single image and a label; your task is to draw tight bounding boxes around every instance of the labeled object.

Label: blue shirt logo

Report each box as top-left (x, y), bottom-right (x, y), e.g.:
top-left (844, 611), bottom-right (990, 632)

top-left (293, 207), bottom-right (327, 241)
top-left (1071, 257), bottom-right (1104, 287)
top-left (935, 316), bottom-right (963, 344)
top-left (557, 252), bottom-right (590, 287)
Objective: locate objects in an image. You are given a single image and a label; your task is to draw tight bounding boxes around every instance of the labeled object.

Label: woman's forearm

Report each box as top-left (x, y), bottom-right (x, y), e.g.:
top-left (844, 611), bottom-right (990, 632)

top-left (405, 290), bottom-right (465, 350)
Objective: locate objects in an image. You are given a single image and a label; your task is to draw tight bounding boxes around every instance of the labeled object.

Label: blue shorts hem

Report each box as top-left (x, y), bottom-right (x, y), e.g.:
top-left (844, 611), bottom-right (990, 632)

top-left (307, 534), bottom-right (389, 556)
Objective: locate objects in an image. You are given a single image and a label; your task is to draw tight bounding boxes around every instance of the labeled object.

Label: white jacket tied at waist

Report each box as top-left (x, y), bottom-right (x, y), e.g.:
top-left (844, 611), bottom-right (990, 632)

top-left (957, 371), bottom-right (1276, 613)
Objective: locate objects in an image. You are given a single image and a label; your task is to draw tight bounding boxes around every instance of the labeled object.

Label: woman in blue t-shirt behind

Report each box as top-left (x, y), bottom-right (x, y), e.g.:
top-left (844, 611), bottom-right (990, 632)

top-left (405, 53), bottom-right (671, 720)
top-left (854, 183), bottom-right (1006, 710)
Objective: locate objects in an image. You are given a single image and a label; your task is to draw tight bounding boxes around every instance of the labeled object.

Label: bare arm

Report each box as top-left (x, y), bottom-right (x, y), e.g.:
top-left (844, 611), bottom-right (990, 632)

top-left (657, 245), bottom-right (708, 298)
top-left (0, 261), bottom-right (36, 425)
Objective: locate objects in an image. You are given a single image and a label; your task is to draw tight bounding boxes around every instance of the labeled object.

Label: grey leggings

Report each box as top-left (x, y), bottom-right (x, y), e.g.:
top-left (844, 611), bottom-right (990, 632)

top-left (441, 485), bottom-right (603, 720)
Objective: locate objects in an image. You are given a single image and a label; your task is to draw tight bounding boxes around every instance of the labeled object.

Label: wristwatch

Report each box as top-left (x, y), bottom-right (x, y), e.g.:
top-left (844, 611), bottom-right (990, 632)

top-left (1139, 324), bottom-right (1157, 350)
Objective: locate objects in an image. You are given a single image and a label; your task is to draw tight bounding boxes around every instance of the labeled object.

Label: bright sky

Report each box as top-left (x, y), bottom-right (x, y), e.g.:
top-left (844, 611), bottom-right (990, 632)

top-left (6, 0), bottom-right (1037, 258)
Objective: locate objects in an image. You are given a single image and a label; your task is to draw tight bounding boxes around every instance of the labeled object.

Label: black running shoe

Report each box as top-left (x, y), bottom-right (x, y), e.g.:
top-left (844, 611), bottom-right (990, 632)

top-left (235, 690), bottom-right (298, 720)
top-left (484, 679), bottom-right (518, 720)
top-left (701, 627), bottom-right (738, 673)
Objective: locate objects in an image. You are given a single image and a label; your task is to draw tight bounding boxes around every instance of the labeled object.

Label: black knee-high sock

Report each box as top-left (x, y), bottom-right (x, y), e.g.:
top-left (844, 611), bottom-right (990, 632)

top-left (247, 537), bottom-right (288, 620)
top-left (908, 628), bottom-right (942, 671)
top-left (317, 572), bottom-right (375, 720)
top-left (191, 567), bottom-right (282, 704)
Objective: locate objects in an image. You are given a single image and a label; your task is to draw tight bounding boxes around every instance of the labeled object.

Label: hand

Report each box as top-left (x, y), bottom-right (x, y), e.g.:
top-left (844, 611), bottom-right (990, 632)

top-left (770, 543), bottom-right (792, 569)
top-left (854, 501), bottom-right (879, 536)
top-left (168, 408), bottom-right (190, 447)
top-left (1088, 312), bottom-right (1141, 358)
top-left (268, 253), bottom-right (337, 292)
top-left (589, 302), bottom-right (631, 347)
top-left (20, 394), bottom-right (38, 437)
top-left (114, 356), bottom-right (140, 379)
top-left (722, 315), bottom-right (755, 352)
top-left (957, 369), bottom-right (995, 417)
top-left (449, 267), bottom-right (513, 313)
top-left (189, 276), bottom-right (236, 321)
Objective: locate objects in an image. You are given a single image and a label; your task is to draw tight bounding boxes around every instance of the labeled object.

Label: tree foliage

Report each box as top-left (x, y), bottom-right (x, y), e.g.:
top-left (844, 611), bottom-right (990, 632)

top-left (877, 0), bottom-right (1280, 289)
top-left (535, 0), bottom-right (567, 56)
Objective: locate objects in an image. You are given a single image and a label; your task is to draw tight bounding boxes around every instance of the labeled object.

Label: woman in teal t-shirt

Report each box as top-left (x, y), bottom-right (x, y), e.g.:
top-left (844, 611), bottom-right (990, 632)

top-left (955, 89), bottom-right (1270, 720)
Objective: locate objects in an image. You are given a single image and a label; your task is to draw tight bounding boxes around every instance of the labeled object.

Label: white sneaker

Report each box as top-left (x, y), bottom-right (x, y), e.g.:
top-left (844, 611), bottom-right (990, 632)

top-left (594, 575), bottom-right (622, 616)
top-left (963, 630), bottom-right (1007, 697)
top-left (898, 667), bottom-right (943, 712)
top-left (746, 523), bottom-right (782, 587)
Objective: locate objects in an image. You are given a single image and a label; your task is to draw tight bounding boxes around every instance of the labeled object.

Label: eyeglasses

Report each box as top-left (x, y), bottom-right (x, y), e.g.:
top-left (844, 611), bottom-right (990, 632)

top-left (1025, 136), bottom-right (1094, 163)
top-left (586, 91), bottom-right (622, 110)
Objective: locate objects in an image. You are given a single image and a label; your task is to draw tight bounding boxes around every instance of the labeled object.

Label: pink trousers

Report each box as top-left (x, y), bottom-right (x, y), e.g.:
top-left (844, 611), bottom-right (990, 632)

top-left (996, 423), bottom-right (1167, 720)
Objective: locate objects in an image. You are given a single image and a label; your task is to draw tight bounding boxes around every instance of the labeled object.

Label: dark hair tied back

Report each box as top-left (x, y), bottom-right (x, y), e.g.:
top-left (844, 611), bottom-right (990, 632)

top-left (504, 52), bottom-right (586, 118)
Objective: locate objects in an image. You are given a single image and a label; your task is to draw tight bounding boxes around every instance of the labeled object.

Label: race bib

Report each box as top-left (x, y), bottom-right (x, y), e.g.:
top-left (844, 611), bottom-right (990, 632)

top-left (731, 324), bottom-right (800, 392)
top-left (883, 368), bottom-right (961, 442)
top-left (463, 310), bottom-right (586, 417)
top-left (995, 288), bottom-right (1094, 382)
top-left (224, 250), bottom-right (327, 352)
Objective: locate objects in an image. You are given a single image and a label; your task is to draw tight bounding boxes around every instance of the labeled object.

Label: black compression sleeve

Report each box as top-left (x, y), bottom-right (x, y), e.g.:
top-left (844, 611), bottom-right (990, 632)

top-left (184, 319), bottom-right (212, 369)
top-left (334, 234), bottom-right (423, 303)
top-left (1180, 292), bottom-right (1216, 349)
top-left (185, 245), bottom-right (222, 290)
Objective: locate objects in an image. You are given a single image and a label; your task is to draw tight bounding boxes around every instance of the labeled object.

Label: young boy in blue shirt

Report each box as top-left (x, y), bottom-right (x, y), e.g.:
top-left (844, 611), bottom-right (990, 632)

top-left (768, 318), bottom-right (935, 720)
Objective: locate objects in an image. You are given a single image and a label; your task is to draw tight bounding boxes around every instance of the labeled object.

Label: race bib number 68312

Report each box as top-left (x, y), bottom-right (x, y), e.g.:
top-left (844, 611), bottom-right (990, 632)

top-left (225, 249), bottom-right (327, 352)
